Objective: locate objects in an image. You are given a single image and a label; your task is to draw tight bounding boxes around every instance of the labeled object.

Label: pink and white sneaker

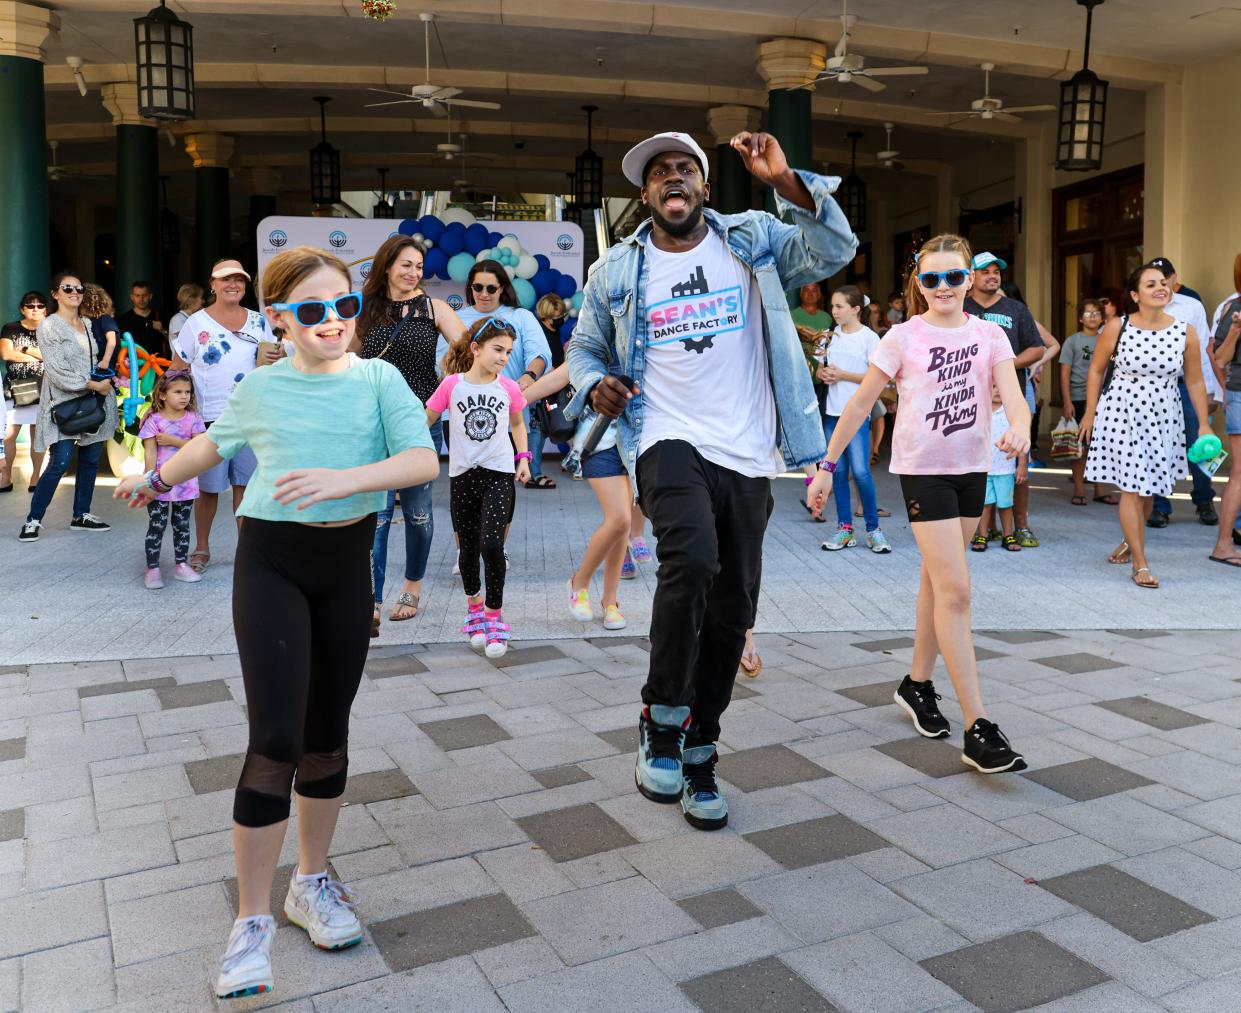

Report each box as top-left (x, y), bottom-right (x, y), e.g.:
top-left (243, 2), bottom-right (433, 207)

top-left (484, 612), bottom-right (510, 659)
top-left (173, 562), bottom-right (202, 583)
top-left (462, 602), bottom-right (487, 649)
top-left (144, 567), bottom-right (164, 590)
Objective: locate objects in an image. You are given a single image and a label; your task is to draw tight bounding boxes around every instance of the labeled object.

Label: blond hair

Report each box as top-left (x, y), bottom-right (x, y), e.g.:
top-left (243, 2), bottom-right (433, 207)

top-left (904, 234), bottom-right (974, 316)
top-left (260, 246), bottom-right (351, 309)
top-left (80, 283), bottom-right (114, 319)
top-left (535, 293), bottom-right (567, 322)
top-left (176, 283), bottom-right (204, 311)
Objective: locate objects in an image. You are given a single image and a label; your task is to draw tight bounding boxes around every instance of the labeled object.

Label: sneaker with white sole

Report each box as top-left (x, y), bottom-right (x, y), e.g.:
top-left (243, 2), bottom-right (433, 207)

top-left (620, 549), bottom-right (637, 580)
top-left (636, 705), bottom-right (689, 803)
top-left (144, 566), bottom-right (164, 590)
top-left (69, 513), bottom-right (110, 532)
top-left (893, 675), bottom-right (950, 738)
top-left (484, 614), bottom-right (511, 659)
top-left (602, 603), bottom-right (627, 630)
top-left (631, 537), bottom-right (653, 564)
top-left (567, 579), bottom-right (593, 621)
top-left (681, 743), bottom-right (728, 831)
top-left (962, 719), bottom-right (1028, 774)
top-left (462, 602), bottom-right (486, 649)
top-left (821, 525), bottom-right (856, 551)
top-left (867, 530), bottom-right (892, 554)
top-left (17, 519), bottom-right (40, 542)
top-left (215, 915), bottom-right (275, 999)
top-left (173, 562), bottom-right (202, 583)
top-left (283, 873), bottom-right (363, 950)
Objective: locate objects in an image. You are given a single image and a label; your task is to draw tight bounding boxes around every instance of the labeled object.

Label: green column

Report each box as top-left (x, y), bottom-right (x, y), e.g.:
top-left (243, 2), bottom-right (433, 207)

top-left (765, 87), bottom-right (812, 213)
top-left (193, 167), bottom-right (231, 282)
top-left (116, 124), bottom-right (161, 309)
top-left (0, 56), bottom-right (49, 315)
top-left (712, 143), bottom-right (751, 214)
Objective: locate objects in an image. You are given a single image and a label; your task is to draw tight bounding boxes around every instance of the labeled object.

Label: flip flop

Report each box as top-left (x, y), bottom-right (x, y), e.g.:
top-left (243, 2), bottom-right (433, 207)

top-left (1131, 566), bottom-right (1160, 589)
top-left (1093, 494), bottom-right (1120, 505)
top-left (525, 475), bottom-right (556, 489)
top-left (1208, 554), bottom-right (1241, 568)
top-left (1107, 542), bottom-right (1131, 565)
top-left (854, 506), bottom-right (892, 518)
top-left (371, 604), bottom-right (381, 638)
top-left (189, 550), bottom-right (210, 574)
top-left (390, 591), bottom-right (420, 621)
top-left (1071, 496), bottom-right (1087, 506)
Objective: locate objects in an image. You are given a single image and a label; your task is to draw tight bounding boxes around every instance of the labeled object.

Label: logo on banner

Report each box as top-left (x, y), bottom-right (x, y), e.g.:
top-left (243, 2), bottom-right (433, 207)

top-left (646, 265), bottom-right (744, 354)
top-left (556, 234), bottom-right (574, 251)
top-left (359, 261), bottom-right (372, 280)
top-left (328, 230), bottom-right (347, 248)
top-left (269, 230), bottom-right (288, 248)
top-left (446, 294), bottom-right (464, 310)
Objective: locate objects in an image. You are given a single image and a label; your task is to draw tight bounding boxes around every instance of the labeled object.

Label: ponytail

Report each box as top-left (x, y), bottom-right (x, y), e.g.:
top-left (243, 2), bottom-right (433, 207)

top-left (903, 233), bottom-right (974, 317)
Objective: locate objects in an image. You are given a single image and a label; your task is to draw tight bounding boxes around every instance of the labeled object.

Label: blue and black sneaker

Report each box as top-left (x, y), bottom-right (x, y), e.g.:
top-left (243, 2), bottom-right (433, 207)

top-left (635, 705), bottom-right (689, 803)
top-left (681, 743), bottom-right (727, 831)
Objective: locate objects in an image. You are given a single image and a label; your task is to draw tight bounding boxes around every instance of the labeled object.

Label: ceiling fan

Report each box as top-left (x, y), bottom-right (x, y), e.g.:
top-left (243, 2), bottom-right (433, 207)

top-left (46, 140), bottom-right (106, 182)
top-left (806, 0), bottom-right (928, 93)
top-left (875, 122), bottom-right (904, 170)
top-left (365, 13), bottom-right (501, 116)
top-left (931, 63), bottom-right (1056, 122)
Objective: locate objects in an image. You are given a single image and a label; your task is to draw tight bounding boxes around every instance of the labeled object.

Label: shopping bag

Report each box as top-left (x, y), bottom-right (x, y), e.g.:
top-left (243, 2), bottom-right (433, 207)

top-left (1050, 416), bottom-right (1082, 460)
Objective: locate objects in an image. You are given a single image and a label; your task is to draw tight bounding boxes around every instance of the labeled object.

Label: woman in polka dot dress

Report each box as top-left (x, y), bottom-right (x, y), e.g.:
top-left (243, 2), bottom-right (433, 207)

top-left (1081, 263), bottom-right (1214, 588)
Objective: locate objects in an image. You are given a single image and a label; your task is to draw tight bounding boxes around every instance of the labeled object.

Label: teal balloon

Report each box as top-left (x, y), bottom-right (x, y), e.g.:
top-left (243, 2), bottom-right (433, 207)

top-left (512, 277), bottom-right (537, 310)
top-left (570, 291), bottom-right (585, 310)
top-left (447, 252), bottom-right (475, 282)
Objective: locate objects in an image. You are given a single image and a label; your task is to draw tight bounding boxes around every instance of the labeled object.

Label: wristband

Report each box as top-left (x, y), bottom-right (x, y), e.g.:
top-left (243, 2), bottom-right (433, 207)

top-left (147, 468), bottom-right (172, 495)
top-left (818, 459), bottom-right (838, 474)
top-left (514, 451), bottom-right (533, 462)
top-left (804, 475), bottom-right (814, 487)
top-left (521, 370), bottom-right (538, 381)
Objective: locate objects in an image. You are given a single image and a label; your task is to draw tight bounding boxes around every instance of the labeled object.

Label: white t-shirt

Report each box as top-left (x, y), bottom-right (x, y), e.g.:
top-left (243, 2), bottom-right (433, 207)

top-left (988, 404), bottom-right (1016, 476)
top-left (1167, 291), bottom-right (1222, 402)
top-left (823, 324), bottom-right (880, 416)
top-left (426, 373), bottom-right (527, 477)
top-left (639, 230), bottom-right (780, 478)
top-left (172, 307), bottom-right (268, 420)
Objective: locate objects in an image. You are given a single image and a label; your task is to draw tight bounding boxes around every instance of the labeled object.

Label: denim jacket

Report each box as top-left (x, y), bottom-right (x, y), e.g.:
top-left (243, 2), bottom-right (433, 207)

top-left (566, 170), bottom-right (858, 488)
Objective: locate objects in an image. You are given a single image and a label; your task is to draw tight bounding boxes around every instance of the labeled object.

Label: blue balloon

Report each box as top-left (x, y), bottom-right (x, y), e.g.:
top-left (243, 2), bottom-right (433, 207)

top-left (419, 216), bottom-right (445, 243)
top-left (512, 277), bottom-right (537, 310)
top-left (559, 320), bottom-right (576, 345)
top-left (530, 270), bottom-right (554, 298)
top-left (423, 246), bottom-right (448, 280)
top-left (447, 251), bottom-right (475, 282)
top-left (464, 223), bottom-right (489, 256)
top-left (398, 218), bottom-right (420, 236)
top-left (439, 225), bottom-right (465, 257)
top-left (534, 254), bottom-right (551, 272)
top-left (554, 274), bottom-right (577, 299)
top-left (488, 231), bottom-right (504, 248)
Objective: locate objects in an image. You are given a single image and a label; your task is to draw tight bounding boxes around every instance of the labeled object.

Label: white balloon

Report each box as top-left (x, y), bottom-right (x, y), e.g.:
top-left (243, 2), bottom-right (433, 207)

top-left (477, 248), bottom-right (494, 262)
top-left (498, 235), bottom-right (521, 254)
top-left (568, 306), bottom-right (579, 318)
top-left (412, 233), bottom-right (424, 243)
top-left (423, 239), bottom-right (434, 248)
top-left (515, 253), bottom-right (537, 279)
top-left (439, 207), bottom-right (476, 227)
top-left (503, 263), bottom-right (517, 279)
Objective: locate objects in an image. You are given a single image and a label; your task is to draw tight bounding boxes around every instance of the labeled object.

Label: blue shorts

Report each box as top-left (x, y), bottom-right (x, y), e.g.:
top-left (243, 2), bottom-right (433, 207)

top-left (581, 445), bottom-right (627, 480)
top-left (199, 443), bottom-right (257, 493)
top-left (1226, 390), bottom-right (1241, 436)
top-left (985, 473), bottom-right (1016, 509)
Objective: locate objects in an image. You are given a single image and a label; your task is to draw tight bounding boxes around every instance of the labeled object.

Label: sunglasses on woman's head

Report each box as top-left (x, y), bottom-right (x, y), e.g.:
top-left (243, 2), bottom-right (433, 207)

top-left (471, 283), bottom-right (501, 295)
top-left (916, 270), bottom-right (969, 289)
top-left (60, 284), bottom-right (84, 294)
top-left (270, 291), bottom-right (363, 326)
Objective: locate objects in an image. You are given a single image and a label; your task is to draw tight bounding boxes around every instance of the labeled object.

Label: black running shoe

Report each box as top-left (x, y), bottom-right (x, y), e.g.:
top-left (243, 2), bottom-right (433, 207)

top-left (69, 513), bottom-right (111, 532)
top-left (893, 675), bottom-right (950, 738)
top-left (962, 719), bottom-right (1027, 773)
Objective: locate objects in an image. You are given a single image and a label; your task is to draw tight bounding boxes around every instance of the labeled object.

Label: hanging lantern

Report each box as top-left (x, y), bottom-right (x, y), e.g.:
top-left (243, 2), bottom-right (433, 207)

top-left (837, 131), bottom-right (867, 233)
top-left (374, 168), bottom-right (395, 218)
top-left (1056, 0), bottom-right (1109, 172)
top-left (134, 0), bottom-right (195, 121)
top-left (309, 96), bottom-right (341, 207)
top-left (574, 105), bottom-right (603, 209)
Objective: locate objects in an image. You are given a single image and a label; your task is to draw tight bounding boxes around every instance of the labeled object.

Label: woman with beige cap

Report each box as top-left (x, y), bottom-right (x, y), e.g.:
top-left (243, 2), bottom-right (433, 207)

top-left (170, 258), bottom-right (281, 573)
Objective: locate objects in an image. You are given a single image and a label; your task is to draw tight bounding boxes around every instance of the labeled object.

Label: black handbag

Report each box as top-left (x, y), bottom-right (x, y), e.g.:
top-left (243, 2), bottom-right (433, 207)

top-left (533, 387), bottom-right (577, 443)
top-left (52, 392), bottom-right (106, 436)
top-left (1099, 317), bottom-right (1127, 397)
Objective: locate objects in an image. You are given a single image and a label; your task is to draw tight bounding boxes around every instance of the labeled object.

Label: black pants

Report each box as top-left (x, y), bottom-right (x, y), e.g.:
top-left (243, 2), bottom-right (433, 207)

top-left (231, 516), bottom-right (376, 828)
top-left (450, 466), bottom-right (515, 610)
top-left (637, 440), bottom-right (773, 745)
top-left (145, 500), bottom-right (193, 567)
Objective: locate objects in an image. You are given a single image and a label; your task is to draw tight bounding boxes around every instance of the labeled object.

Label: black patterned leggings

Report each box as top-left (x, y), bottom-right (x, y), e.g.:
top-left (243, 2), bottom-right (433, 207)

top-left (450, 466), bottom-right (515, 610)
top-left (145, 500), bottom-right (193, 568)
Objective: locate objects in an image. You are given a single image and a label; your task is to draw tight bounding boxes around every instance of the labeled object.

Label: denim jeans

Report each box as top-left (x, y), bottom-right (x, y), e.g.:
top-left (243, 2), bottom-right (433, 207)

top-left (526, 408), bottom-right (545, 479)
top-left (1153, 380), bottom-right (1215, 515)
top-left (28, 438), bottom-right (104, 522)
top-left (371, 420), bottom-right (441, 603)
top-left (824, 414), bottom-right (879, 532)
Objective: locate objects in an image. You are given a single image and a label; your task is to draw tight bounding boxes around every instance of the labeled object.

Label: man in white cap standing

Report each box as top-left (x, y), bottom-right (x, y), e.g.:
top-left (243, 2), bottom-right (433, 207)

top-left (567, 130), bottom-right (856, 831)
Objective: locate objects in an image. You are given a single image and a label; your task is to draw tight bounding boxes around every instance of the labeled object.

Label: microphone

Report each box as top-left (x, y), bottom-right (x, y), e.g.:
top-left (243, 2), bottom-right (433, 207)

top-left (581, 374), bottom-right (633, 459)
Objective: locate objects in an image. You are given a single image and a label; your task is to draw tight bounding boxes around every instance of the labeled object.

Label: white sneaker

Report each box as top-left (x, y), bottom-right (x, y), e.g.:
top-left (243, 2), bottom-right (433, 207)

top-left (144, 566), bottom-right (164, 590)
top-left (452, 552), bottom-right (460, 577)
top-left (283, 873), bottom-right (363, 950)
top-left (215, 915), bottom-right (275, 1000)
top-left (603, 604), bottom-right (627, 630)
top-left (567, 578), bottom-right (593, 621)
top-left (173, 562), bottom-right (202, 583)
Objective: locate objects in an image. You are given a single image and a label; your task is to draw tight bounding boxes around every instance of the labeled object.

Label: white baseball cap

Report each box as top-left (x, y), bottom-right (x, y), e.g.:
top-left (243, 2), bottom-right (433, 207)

top-left (621, 132), bottom-right (710, 189)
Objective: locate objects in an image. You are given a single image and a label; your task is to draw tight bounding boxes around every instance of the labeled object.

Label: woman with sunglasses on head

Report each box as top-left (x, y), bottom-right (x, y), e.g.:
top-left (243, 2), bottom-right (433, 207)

top-left (18, 273), bottom-right (118, 541)
top-left (170, 259), bottom-right (281, 575)
top-left (807, 234), bottom-right (1031, 774)
top-left (1, 291), bottom-right (48, 492)
top-left (116, 246), bottom-right (438, 1001)
top-left (354, 235), bottom-right (466, 633)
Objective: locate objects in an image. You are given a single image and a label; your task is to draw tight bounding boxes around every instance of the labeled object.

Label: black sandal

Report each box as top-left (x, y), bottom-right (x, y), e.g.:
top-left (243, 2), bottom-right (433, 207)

top-left (1002, 534), bottom-right (1022, 551)
top-left (970, 534), bottom-right (988, 552)
top-left (525, 475), bottom-right (556, 489)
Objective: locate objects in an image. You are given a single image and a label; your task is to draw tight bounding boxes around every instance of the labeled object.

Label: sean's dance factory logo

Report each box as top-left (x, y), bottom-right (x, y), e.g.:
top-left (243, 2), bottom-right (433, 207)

top-left (647, 265), bottom-right (744, 355)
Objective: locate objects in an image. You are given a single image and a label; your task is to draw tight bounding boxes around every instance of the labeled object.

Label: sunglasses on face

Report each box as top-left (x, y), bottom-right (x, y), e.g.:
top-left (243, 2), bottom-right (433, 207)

top-left (270, 291), bottom-right (363, 326)
top-left (60, 284), bottom-right (85, 294)
top-left (22, 303), bottom-right (45, 310)
top-left (917, 270), bottom-right (969, 289)
top-left (471, 283), bottom-right (501, 295)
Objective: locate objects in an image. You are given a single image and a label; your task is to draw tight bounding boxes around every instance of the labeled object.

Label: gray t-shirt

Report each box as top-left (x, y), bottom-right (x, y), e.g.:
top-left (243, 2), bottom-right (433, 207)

top-left (1060, 330), bottom-right (1099, 401)
top-left (1213, 298), bottom-right (1241, 392)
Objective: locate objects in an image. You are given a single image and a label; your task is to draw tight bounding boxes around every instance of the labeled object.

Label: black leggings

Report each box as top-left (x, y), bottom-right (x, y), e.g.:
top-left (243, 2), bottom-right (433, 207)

top-left (450, 467), bottom-right (514, 610)
top-left (145, 500), bottom-right (193, 567)
top-left (231, 516), bottom-right (376, 828)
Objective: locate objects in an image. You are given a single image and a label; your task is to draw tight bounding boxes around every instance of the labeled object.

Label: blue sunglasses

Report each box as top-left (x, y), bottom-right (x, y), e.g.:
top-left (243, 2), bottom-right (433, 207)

top-left (270, 291), bottom-right (363, 326)
top-left (474, 316), bottom-right (515, 340)
top-left (917, 270), bottom-right (970, 290)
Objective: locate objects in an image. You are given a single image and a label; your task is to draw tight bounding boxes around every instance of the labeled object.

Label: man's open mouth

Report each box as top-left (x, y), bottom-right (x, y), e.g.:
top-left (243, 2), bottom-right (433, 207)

top-left (662, 187), bottom-right (688, 212)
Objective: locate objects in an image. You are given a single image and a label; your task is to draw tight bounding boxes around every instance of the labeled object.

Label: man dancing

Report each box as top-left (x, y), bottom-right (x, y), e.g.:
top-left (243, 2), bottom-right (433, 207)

top-left (567, 130), bottom-right (856, 830)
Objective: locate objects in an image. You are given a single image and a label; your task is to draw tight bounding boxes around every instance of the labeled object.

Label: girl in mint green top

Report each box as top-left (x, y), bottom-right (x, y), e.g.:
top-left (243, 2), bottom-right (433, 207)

top-left (113, 247), bottom-right (440, 1003)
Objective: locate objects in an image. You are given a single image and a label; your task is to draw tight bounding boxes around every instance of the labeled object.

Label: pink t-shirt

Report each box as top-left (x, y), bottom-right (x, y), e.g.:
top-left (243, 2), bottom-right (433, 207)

top-left (138, 409), bottom-right (206, 500)
top-left (870, 314), bottom-right (1014, 475)
top-left (426, 373), bottom-right (527, 477)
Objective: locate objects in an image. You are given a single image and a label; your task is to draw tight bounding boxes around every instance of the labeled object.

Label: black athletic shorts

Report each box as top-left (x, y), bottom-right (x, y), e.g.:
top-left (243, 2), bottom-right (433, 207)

top-left (899, 472), bottom-right (987, 523)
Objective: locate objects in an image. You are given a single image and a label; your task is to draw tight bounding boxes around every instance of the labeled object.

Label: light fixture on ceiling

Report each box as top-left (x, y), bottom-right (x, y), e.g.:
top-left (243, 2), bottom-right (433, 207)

top-left (309, 96), bottom-right (341, 207)
top-left (65, 57), bottom-right (87, 97)
top-left (837, 130), bottom-right (866, 233)
top-left (1056, 0), bottom-right (1109, 172)
top-left (133, 0), bottom-right (195, 120)
top-left (574, 105), bottom-right (603, 209)
top-left (374, 167), bottom-right (395, 218)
